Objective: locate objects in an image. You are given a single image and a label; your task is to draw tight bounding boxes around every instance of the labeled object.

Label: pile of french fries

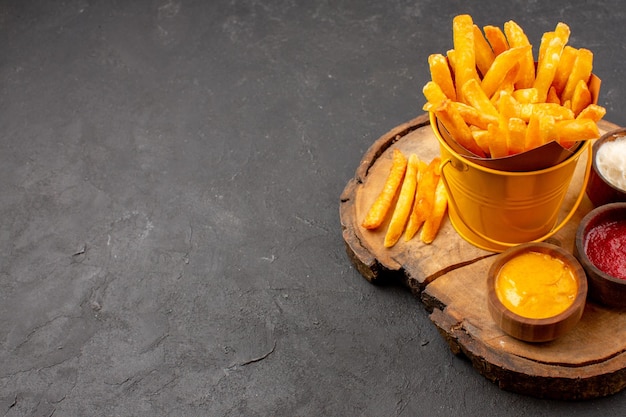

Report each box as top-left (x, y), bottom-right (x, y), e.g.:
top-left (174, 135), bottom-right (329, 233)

top-left (423, 14), bottom-right (607, 158)
top-left (362, 149), bottom-right (447, 247)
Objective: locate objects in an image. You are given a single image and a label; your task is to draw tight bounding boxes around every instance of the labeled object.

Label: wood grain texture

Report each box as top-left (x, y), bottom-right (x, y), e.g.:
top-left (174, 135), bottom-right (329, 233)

top-left (340, 113), bottom-right (626, 399)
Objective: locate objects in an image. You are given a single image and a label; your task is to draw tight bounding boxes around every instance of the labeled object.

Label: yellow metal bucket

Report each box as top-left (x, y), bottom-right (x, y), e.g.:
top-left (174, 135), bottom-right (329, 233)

top-left (430, 112), bottom-right (592, 252)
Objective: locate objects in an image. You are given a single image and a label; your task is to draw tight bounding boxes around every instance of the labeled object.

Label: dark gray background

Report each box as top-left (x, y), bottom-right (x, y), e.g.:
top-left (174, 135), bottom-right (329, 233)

top-left (1, 0), bottom-right (625, 415)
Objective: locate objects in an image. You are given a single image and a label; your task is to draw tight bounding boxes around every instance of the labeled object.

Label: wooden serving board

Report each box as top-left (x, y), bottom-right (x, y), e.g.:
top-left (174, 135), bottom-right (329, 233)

top-left (340, 113), bottom-right (626, 400)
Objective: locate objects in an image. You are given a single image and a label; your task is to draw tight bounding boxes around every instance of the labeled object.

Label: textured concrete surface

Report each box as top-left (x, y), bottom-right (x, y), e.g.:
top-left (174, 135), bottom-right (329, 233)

top-left (1, 0), bottom-right (626, 415)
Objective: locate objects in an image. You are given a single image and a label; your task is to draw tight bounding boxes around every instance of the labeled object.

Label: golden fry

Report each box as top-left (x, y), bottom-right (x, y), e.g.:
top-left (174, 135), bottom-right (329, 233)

top-left (428, 54), bottom-right (457, 101)
top-left (362, 149), bottom-right (407, 230)
top-left (512, 87), bottom-right (539, 104)
top-left (571, 79), bottom-right (592, 117)
top-left (540, 114), bottom-right (557, 148)
top-left (503, 20), bottom-right (535, 89)
top-left (552, 45), bottom-right (578, 96)
top-left (497, 90), bottom-right (521, 120)
top-left (525, 113), bottom-right (552, 150)
top-left (524, 112), bottom-right (542, 151)
top-left (546, 86), bottom-right (561, 104)
top-left (453, 14), bottom-right (478, 103)
top-left (471, 128), bottom-right (492, 155)
top-left (384, 154), bottom-right (420, 247)
top-left (481, 46), bottom-right (530, 98)
top-left (421, 177), bottom-right (448, 244)
top-left (446, 49), bottom-right (456, 74)
top-left (473, 25), bottom-right (495, 77)
top-left (405, 157), bottom-right (440, 241)
top-left (518, 102), bottom-right (574, 122)
top-left (576, 103), bottom-right (606, 122)
top-left (507, 117), bottom-right (527, 155)
top-left (537, 24), bottom-right (568, 62)
top-left (462, 78), bottom-right (499, 117)
top-left (487, 118), bottom-right (509, 158)
top-left (537, 102), bottom-right (575, 120)
top-left (533, 22), bottom-right (570, 103)
top-left (435, 99), bottom-right (487, 157)
top-left (423, 81), bottom-right (449, 107)
top-left (555, 118), bottom-right (599, 148)
top-left (484, 25), bottom-right (509, 55)
top-left (537, 32), bottom-right (553, 63)
top-left (561, 48), bottom-right (593, 104)
top-left (454, 101), bottom-right (499, 130)
top-left (489, 64), bottom-right (520, 104)
top-left (525, 113), bottom-right (556, 151)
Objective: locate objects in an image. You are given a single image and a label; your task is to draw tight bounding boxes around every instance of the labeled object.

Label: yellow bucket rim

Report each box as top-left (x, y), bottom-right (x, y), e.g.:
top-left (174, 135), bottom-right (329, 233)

top-left (429, 111), bottom-right (588, 175)
top-left (429, 111), bottom-right (593, 252)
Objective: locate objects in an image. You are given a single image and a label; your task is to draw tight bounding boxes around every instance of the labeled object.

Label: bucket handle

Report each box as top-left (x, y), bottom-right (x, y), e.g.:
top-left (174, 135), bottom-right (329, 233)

top-left (439, 140), bottom-right (593, 251)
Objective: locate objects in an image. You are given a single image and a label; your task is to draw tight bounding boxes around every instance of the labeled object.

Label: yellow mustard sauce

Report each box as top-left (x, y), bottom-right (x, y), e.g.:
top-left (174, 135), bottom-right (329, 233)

top-left (495, 251), bottom-right (578, 319)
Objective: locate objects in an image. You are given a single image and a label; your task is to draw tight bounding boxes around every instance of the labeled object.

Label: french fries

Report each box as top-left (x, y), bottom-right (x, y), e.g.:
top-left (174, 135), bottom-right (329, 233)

top-left (428, 54), bottom-right (456, 101)
top-left (552, 45), bottom-right (578, 96)
top-left (507, 117), bottom-right (527, 155)
top-left (423, 15), bottom-right (605, 158)
top-left (361, 149), bottom-right (407, 230)
top-left (453, 102), bottom-right (498, 130)
top-left (533, 23), bottom-right (570, 103)
top-left (362, 150), bottom-right (447, 247)
top-left (361, 15), bottom-right (606, 249)
top-left (503, 20), bottom-right (535, 89)
top-left (481, 46), bottom-right (530, 98)
top-left (483, 25), bottom-right (509, 55)
top-left (571, 79), bottom-right (592, 116)
top-left (434, 99), bottom-right (487, 157)
top-left (577, 103), bottom-right (606, 122)
top-left (384, 154), bottom-right (420, 247)
top-left (463, 78), bottom-right (499, 117)
top-left (405, 157), bottom-right (440, 241)
top-left (453, 14), bottom-right (478, 104)
top-left (473, 25), bottom-right (495, 77)
top-left (561, 48), bottom-right (594, 104)
top-left (421, 178), bottom-right (448, 244)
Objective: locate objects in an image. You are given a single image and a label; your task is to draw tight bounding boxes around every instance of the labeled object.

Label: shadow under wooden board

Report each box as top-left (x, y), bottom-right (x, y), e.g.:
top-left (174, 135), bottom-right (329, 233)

top-left (340, 113), bottom-right (626, 400)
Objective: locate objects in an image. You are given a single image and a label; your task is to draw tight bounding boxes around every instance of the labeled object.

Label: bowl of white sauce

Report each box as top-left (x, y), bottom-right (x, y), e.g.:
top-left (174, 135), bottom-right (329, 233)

top-left (586, 128), bottom-right (626, 207)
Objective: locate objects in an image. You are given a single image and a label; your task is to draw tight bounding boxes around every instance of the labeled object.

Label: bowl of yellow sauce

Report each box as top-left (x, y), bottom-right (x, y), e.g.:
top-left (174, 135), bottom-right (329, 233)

top-left (488, 242), bottom-right (588, 343)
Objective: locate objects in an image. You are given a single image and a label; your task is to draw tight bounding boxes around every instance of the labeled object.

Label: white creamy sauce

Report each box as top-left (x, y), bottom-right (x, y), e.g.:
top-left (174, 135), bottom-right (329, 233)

top-left (596, 136), bottom-right (626, 191)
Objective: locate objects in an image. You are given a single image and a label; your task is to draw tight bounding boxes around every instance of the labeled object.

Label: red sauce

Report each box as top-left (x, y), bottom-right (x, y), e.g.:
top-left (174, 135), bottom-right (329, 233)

top-left (585, 220), bottom-right (626, 279)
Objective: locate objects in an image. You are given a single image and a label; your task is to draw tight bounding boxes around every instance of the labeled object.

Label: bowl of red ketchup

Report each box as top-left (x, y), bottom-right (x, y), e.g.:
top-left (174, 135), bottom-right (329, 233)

top-left (574, 203), bottom-right (626, 309)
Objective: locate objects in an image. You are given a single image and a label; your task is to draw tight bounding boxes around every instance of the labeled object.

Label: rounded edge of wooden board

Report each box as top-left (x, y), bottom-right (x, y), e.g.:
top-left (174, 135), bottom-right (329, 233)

top-left (339, 113), bottom-right (430, 288)
top-left (430, 306), bottom-right (626, 400)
